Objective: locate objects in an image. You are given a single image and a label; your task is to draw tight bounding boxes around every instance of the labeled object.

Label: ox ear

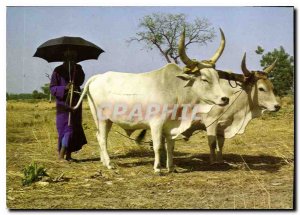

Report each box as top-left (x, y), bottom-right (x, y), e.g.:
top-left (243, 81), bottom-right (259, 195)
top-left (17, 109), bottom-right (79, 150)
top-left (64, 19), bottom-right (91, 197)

top-left (176, 73), bottom-right (196, 87)
top-left (184, 79), bottom-right (195, 87)
top-left (176, 73), bottom-right (195, 81)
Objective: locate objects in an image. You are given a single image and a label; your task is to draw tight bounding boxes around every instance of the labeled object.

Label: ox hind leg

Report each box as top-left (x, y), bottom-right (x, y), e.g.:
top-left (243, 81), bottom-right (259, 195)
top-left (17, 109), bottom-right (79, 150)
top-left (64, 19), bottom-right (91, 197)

top-left (87, 96), bottom-right (106, 164)
top-left (150, 123), bottom-right (163, 173)
top-left (96, 120), bottom-right (113, 169)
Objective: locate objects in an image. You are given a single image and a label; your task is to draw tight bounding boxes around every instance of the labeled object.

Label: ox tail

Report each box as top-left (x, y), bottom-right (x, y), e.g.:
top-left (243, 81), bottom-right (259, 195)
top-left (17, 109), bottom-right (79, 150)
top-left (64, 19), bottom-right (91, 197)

top-left (135, 129), bottom-right (148, 145)
top-left (72, 76), bottom-right (97, 110)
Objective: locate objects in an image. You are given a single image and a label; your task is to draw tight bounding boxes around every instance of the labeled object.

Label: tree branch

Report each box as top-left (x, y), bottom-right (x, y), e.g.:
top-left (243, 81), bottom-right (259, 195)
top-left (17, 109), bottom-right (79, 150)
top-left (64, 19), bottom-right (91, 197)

top-left (127, 13), bottom-right (216, 65)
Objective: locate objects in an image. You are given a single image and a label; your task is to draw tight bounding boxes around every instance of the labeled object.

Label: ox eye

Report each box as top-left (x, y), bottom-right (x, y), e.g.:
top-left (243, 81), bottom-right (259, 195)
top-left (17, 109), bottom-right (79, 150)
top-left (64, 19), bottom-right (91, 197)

top-left (259, 87), bottom-right (265, 92)
top-left (202, 79), bottom-right (209, 83)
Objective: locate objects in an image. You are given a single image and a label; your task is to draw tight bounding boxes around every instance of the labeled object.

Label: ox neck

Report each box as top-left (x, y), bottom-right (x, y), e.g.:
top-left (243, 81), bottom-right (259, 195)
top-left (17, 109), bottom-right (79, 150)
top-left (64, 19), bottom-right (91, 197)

top-left (217, 70), bottom-right (259, 96)
top-left (217, 70), bottom-right (245, 84)
top-left (215, 69), bottom-right (262, 117)
top-left (231, 82), bottom-right (262, 119)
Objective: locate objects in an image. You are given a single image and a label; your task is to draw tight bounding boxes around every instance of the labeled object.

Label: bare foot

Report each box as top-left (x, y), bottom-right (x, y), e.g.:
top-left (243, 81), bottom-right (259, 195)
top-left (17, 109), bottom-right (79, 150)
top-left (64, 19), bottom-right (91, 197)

top-left (58, 158), bottom-right (68, 163)
top-left (66, 157), bottom-right (77, 162)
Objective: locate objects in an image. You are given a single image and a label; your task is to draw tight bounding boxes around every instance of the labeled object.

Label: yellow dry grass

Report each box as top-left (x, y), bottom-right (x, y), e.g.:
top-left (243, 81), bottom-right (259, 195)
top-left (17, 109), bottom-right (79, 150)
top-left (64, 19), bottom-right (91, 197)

top-left (6, 98), bottom-right (294, 209)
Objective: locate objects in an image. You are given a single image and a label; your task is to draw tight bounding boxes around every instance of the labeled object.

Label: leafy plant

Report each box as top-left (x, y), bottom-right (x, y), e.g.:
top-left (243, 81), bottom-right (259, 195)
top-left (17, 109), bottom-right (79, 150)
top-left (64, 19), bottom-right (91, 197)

top-left (22, 162), bottom-right (48, 186)
top-left (256, 46), bottom-right (294, 96)
top-left (255, 46), bottom-right (264, 55)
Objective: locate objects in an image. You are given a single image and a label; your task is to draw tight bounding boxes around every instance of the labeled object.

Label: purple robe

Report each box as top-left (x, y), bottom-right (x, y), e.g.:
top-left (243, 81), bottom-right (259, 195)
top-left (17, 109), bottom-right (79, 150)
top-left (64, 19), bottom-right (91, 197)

top-left (50, 63), bottom-right (87, 153)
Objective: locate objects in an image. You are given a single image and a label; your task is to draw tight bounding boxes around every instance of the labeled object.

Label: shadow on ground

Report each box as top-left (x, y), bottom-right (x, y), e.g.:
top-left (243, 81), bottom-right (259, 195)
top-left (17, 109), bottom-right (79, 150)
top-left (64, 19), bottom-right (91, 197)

top-left (175, 153), bottom-right (291, 173)
top-left (76, 150), bottom-right (291, 173)
top-left (76, 157), bottom-right (100, 163)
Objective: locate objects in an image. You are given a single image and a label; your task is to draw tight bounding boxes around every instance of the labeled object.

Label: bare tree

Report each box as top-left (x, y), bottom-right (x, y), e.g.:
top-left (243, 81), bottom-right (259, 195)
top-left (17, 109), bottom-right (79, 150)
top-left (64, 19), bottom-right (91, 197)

top-left (128, 13), bottom-right (216, 64)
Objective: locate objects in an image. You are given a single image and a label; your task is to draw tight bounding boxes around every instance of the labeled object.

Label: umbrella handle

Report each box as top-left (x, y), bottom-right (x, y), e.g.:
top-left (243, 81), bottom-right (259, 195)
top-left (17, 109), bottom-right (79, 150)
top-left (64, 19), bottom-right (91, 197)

top-left (68, 81), bottom-right (74, 126)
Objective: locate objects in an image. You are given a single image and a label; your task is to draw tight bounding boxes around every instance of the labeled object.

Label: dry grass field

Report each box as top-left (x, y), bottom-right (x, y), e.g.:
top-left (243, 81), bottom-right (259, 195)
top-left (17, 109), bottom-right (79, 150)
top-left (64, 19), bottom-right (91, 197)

top-left (6, 97), bottom-right (294, 209)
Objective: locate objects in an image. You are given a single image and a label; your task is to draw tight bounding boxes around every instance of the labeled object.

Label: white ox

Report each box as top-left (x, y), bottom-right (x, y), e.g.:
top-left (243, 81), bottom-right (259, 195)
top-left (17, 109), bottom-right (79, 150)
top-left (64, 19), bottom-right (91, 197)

top-left (180, 53), bottom-right (280, 164)
top-left (72, 29), bottom-right (229, 173)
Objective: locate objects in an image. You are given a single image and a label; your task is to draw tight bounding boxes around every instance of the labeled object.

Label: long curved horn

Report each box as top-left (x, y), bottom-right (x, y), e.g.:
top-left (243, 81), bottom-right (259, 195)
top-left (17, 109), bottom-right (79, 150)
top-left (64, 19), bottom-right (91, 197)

top-left (263, 58), bottom-right (278, 73)
top-left (178, 27), bottom-right (197, 68)
top-left (241, 53), bottom-right (251, 77)
top-left (209, 28), bottom-right (226, 64)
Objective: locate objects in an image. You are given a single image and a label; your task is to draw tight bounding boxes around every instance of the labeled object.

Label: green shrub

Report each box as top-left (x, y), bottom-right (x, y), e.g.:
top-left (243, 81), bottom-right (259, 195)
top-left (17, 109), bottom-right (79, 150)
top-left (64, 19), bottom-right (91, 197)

top-left (22, 162), bottom-right (48, 186)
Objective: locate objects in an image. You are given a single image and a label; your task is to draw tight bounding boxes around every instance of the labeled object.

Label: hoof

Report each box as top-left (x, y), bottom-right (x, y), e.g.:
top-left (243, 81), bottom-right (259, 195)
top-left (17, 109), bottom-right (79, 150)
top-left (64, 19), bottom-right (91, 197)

top-left (211, 162), bottom-right (223, 166)
top-left (154, 168), bottom-right (161, 173)
top-left (154, 168), bottom-right (162, 174)
top-left (167, 167), bottom-right (177, 173)
top-left (174, 167), bottom-right (189, 173)
top-left (210, 161), bottom-right (218, 166)
top-left (107, 163), bottom-right (116, 170)
top-left (154, 171), bottom-right (164, 176)
top-left (103, 160), bottom-right (115, 170)
top-left (58, 159), bottom-right (68, 163)
top-left (216, 160), bottom-right (224, 164)
top-left (66, 158), bottom-right (78, 163)
top-left (216, 152), bottom-right (223, 163)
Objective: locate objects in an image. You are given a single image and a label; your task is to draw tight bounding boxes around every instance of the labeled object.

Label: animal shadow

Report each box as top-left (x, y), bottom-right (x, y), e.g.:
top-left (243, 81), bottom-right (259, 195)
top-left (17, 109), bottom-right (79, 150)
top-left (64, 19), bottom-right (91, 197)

top-left (175, 153), bottom-right (292, 173)
top-left (115, 150), bottom-right (190, 168)
top-left (112, 149), bottom-right (189, 159)
top-left (76, 157), bottom-right (100, 163)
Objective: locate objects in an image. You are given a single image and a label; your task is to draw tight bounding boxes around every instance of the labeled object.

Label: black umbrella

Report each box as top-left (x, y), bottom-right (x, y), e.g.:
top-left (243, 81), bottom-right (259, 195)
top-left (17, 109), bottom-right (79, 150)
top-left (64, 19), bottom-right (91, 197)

top-left (33, 36), bottom-right (104, 125)
top-left (33, 36), bottom-right (104, 62)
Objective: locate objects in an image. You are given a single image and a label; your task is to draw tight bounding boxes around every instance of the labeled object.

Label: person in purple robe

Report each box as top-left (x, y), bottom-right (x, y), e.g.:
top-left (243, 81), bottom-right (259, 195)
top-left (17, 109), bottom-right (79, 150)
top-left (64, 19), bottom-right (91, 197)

top-left (50, 51), bottom-right (87, 161)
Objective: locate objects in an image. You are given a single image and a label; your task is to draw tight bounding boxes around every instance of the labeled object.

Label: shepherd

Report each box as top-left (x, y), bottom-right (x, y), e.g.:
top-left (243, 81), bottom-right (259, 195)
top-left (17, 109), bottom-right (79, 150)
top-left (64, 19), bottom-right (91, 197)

top-left (50, 50), bottom-right (87, 161)
top-left (33, 36), bottom-right (104, 161)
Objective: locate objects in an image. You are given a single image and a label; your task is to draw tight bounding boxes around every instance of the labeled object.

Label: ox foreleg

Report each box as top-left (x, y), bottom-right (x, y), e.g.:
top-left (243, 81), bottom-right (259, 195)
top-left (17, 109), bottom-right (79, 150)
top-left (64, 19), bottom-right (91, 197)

top-left (216, 135), bottom-right (225, 163)
top-left (97, 120), bottom-right (113, 169)
top-left (165, 135), bottom-right (175, 173)
top-left (207, 135), bottom-right (217, 164)
top-left (206, 124), bottom-right (218, 164)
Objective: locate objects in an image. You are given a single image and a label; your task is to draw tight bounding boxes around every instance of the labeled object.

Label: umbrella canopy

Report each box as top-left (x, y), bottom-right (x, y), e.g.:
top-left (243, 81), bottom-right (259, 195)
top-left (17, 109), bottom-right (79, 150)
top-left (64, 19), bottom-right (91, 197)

top-left (33, 36), bottom-right (104, 63)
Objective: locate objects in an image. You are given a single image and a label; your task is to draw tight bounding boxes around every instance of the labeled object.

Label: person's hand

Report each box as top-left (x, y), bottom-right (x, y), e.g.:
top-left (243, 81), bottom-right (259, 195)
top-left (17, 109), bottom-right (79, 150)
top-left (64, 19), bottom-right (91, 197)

top-left (65, 82), bottom-right (72, 91)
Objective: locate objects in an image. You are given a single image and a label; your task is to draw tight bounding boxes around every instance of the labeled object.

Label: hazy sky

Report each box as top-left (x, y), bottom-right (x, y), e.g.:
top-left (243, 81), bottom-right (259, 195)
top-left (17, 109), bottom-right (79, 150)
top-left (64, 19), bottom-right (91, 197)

top-left (6, 6), bottom-right (293, 93)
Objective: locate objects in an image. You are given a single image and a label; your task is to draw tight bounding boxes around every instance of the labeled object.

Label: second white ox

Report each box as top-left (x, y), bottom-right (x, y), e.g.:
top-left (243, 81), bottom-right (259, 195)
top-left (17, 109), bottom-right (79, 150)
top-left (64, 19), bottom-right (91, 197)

top-left (181, 53), bottom-right (280, 164)
top-left (72, 29), bottom-right (229, 173)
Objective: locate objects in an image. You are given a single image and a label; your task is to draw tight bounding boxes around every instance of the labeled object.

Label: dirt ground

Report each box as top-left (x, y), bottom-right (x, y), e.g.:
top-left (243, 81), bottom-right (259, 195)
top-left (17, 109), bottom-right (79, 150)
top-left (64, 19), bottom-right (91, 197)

top-left (6, 98), bottom-right (294, 209)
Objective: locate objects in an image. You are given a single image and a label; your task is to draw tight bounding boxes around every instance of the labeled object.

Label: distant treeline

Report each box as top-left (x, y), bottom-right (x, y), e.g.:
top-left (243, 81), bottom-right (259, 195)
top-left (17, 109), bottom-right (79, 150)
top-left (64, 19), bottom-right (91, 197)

top-left (6, 92), bottom-right (48, 100)
top-left (6, 82), bottom-right (87, 101)
top-left (7, 83), bottom-right (51, 100)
